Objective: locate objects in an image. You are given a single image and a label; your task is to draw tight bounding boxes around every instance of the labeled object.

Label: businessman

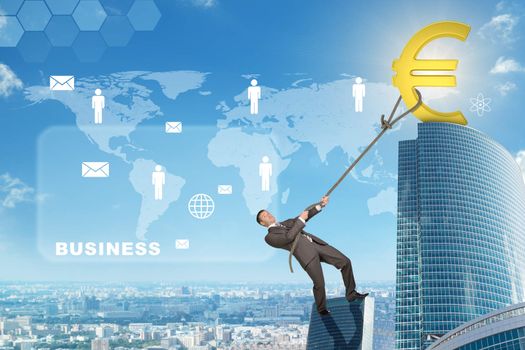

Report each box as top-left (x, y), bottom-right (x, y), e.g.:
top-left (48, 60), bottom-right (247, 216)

top-left (257, 196), bottom-right (368, 315)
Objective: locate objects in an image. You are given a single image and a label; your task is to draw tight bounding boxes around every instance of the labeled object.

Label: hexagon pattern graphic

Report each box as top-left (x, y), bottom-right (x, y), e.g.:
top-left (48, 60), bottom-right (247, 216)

top-left (128, 0), bottom-right (161, 31)
top-left (73, 0), bottom-right (107, 31)
top-left (0, 0), bottom-right (25, 15)
top-left (99, 0), bottom-right (135, 15)
top-left (100, 16), bottom-right (134, 47)
top-left (45, 0), bottom-right (80, 15)
top-left (45, 16), bottom-right (80, 47)
top-left (73, 31), bottom-right (107, 62)
top-left (17, 1), bottom-right (52, 31)
top-left (0, 16), bottom-right (25, 47)
top-left (17, 31), bottom-right (52, 62)
top-left (1, 0), bottom-right (161, 63)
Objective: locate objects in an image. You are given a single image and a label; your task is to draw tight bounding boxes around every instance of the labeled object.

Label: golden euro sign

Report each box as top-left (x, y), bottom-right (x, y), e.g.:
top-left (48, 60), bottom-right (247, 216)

top-left (392, 21), bottom-right (471, 125)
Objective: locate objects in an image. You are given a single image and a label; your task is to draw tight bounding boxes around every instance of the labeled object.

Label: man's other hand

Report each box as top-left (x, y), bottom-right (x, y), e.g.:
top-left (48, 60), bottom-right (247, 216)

top-left (299, 211), bottom-right (309, 221)
top-left (320, 196), bottom-right (329, 207)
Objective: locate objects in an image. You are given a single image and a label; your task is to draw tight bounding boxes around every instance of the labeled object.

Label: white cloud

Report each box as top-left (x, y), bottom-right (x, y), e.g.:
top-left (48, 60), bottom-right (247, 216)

top-left (241, 73), bottom-right (260, 80)
top-left (478, 13), bottom-right (519, 44)
top-left (367, 187), bottom-right (397, 216)
top-left (0, 173), bottom-right (35, 209)
top-left (0, 64), bottom-right (23, 97)
top-left (188, 0), bottom-right (216, 8)
top-left (516, 151), bottom-right (525, 184)
top-left (495, 81), bottom-right (517, 95)
top-left (490, 56), bottom-right (525, 74)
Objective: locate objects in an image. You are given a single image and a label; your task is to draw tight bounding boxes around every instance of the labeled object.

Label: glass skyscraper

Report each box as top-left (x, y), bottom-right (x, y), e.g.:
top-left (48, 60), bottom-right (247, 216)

top-left (307, 297), bottom-right (375, 350)
top-left (396, 123), bottom-right (525, 350)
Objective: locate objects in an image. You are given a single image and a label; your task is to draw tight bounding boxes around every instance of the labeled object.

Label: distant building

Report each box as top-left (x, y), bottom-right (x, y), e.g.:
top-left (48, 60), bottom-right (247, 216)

top-left (373, 294), bottom-right (396, 350)
top-left (178, 333), bottom-right (201, 348)
top-left (151, 330), bottom-right (162, 341)
top-left (396, 123), bottom-right (525, 349)
top-left (428, 302), bottom-right (525, 350)
top-left (0, 319), bottom-right (18, 333)
top-left (140, 329), bottom-right (151, 341)
top-left (95, 326), bottom-right (113, 338)
top-left (84, 296), bottom-right (100, 311)
top-left (91, 338), bottom-right (109, 350)
top-left (128, 323), bottom-right (152, 333)
top-left (160, 337), bottom-right (179, 348)
top-left (306, 297), bottom-right (374, 350)
top-left (222, 329), bottom-right (232, 343)
top-left (18, 341), bottom-right (36, 350)
top-left (96, 311), bottom-right (142, 319)
top-left (215, 325), bottom-right (233, 343)
top-left (15, 317), bottom-right (31, 331)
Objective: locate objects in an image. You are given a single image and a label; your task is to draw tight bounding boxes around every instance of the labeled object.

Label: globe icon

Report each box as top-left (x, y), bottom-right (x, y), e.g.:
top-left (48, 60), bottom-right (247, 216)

top-left (188, 193), bottom-right (215, 219)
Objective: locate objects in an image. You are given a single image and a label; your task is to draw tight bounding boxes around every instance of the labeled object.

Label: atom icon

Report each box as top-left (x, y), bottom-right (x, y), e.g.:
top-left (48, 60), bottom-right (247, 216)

top-left (469, 93), bottom-right (491, 117)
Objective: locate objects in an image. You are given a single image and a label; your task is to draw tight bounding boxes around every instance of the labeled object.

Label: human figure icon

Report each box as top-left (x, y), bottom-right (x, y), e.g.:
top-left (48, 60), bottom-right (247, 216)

top-left (92, 88), bottom-right (105, 124)
top-left (152, 165), bottom-right (166, 200)
top-left (248, 79), bottom-right (261, 115)
top-left (352, 77), bottom-right (365, 112)
top-left (259, 156), bottom-right (272, 192)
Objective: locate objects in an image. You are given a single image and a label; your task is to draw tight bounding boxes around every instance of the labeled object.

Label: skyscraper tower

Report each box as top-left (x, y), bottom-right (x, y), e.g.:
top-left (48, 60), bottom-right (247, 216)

top-left (307, 297), bottom-right (375, 350)
top-left (396, 123), bottom-right (525, 349)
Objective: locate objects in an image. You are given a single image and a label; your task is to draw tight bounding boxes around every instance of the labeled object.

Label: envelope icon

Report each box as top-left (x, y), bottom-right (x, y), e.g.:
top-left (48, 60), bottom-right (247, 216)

top-left (218, 185), bottom-right (233, 195)
top-left (165, 121), bottom-right (182, 133)
top-left (50, 76), bottom-right (75, 91)
top-left (82, 162), bottom-right (110, 178)
top-left (175, 239), bottom-right (190, 249)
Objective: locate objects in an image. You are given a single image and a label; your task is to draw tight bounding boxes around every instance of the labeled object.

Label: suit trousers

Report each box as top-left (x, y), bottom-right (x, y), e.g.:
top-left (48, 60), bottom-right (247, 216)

top-left (304, 242), bottom-right (356, 312)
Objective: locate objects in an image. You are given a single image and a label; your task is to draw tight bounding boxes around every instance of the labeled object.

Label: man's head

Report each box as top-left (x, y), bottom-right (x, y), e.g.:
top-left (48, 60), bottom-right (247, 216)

top-left (256, 209), bottom-right (276, 227)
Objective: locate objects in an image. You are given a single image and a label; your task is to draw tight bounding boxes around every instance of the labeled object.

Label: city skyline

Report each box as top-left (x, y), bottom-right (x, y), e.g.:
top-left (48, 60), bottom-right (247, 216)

top-left (0, 281), bottom-right (395, 350)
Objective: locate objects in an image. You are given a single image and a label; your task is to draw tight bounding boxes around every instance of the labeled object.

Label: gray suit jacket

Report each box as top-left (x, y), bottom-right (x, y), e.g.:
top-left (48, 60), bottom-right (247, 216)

top-left (264, 206), bottom-right (328, 269)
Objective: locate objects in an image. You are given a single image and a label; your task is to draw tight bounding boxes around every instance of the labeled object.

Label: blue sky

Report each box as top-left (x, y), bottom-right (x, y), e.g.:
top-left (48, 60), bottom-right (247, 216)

top-left (1, 0), bottom-right (525, 284)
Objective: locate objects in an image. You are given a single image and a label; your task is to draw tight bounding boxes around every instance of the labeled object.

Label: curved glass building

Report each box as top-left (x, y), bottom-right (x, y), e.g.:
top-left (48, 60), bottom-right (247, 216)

top-left (428, 302), bottom-right (525, 350)
top-left (396, 123), bottom-right (525, 349)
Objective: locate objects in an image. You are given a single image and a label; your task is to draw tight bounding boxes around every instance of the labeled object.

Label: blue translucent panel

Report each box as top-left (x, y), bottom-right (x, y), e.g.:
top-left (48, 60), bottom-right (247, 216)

top-left (45, 16), bottom-right (79, 47)
top-left (72, 31), bottom-right (106, 62)
top-left (0, 0), bottom-right (24, 15)
top-left (127, 0), bottom-right (161, 31)
top-left (45, 0), bottom-right (80, 15)
top-left (99, 0), bottom-right (134, 15)
top-left (17, 31), bottom-right (52, 62)
top-left (72, 0), bottom-right (107, 31)
top-left (0, 16), bottom-right (24, 47)
top-left (99, 15), bottom-right (133, 47)
top-left (17, 1), bottom-right (52, 31)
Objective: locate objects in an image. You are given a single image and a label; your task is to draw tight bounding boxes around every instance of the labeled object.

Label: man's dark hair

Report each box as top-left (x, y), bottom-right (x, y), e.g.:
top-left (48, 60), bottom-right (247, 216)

top-left (256, 209), bottom-right (266, 225)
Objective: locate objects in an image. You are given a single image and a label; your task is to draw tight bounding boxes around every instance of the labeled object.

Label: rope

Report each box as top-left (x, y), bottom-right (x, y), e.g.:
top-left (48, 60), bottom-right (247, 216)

top-left (288, 90), bottom-right (423, 273)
